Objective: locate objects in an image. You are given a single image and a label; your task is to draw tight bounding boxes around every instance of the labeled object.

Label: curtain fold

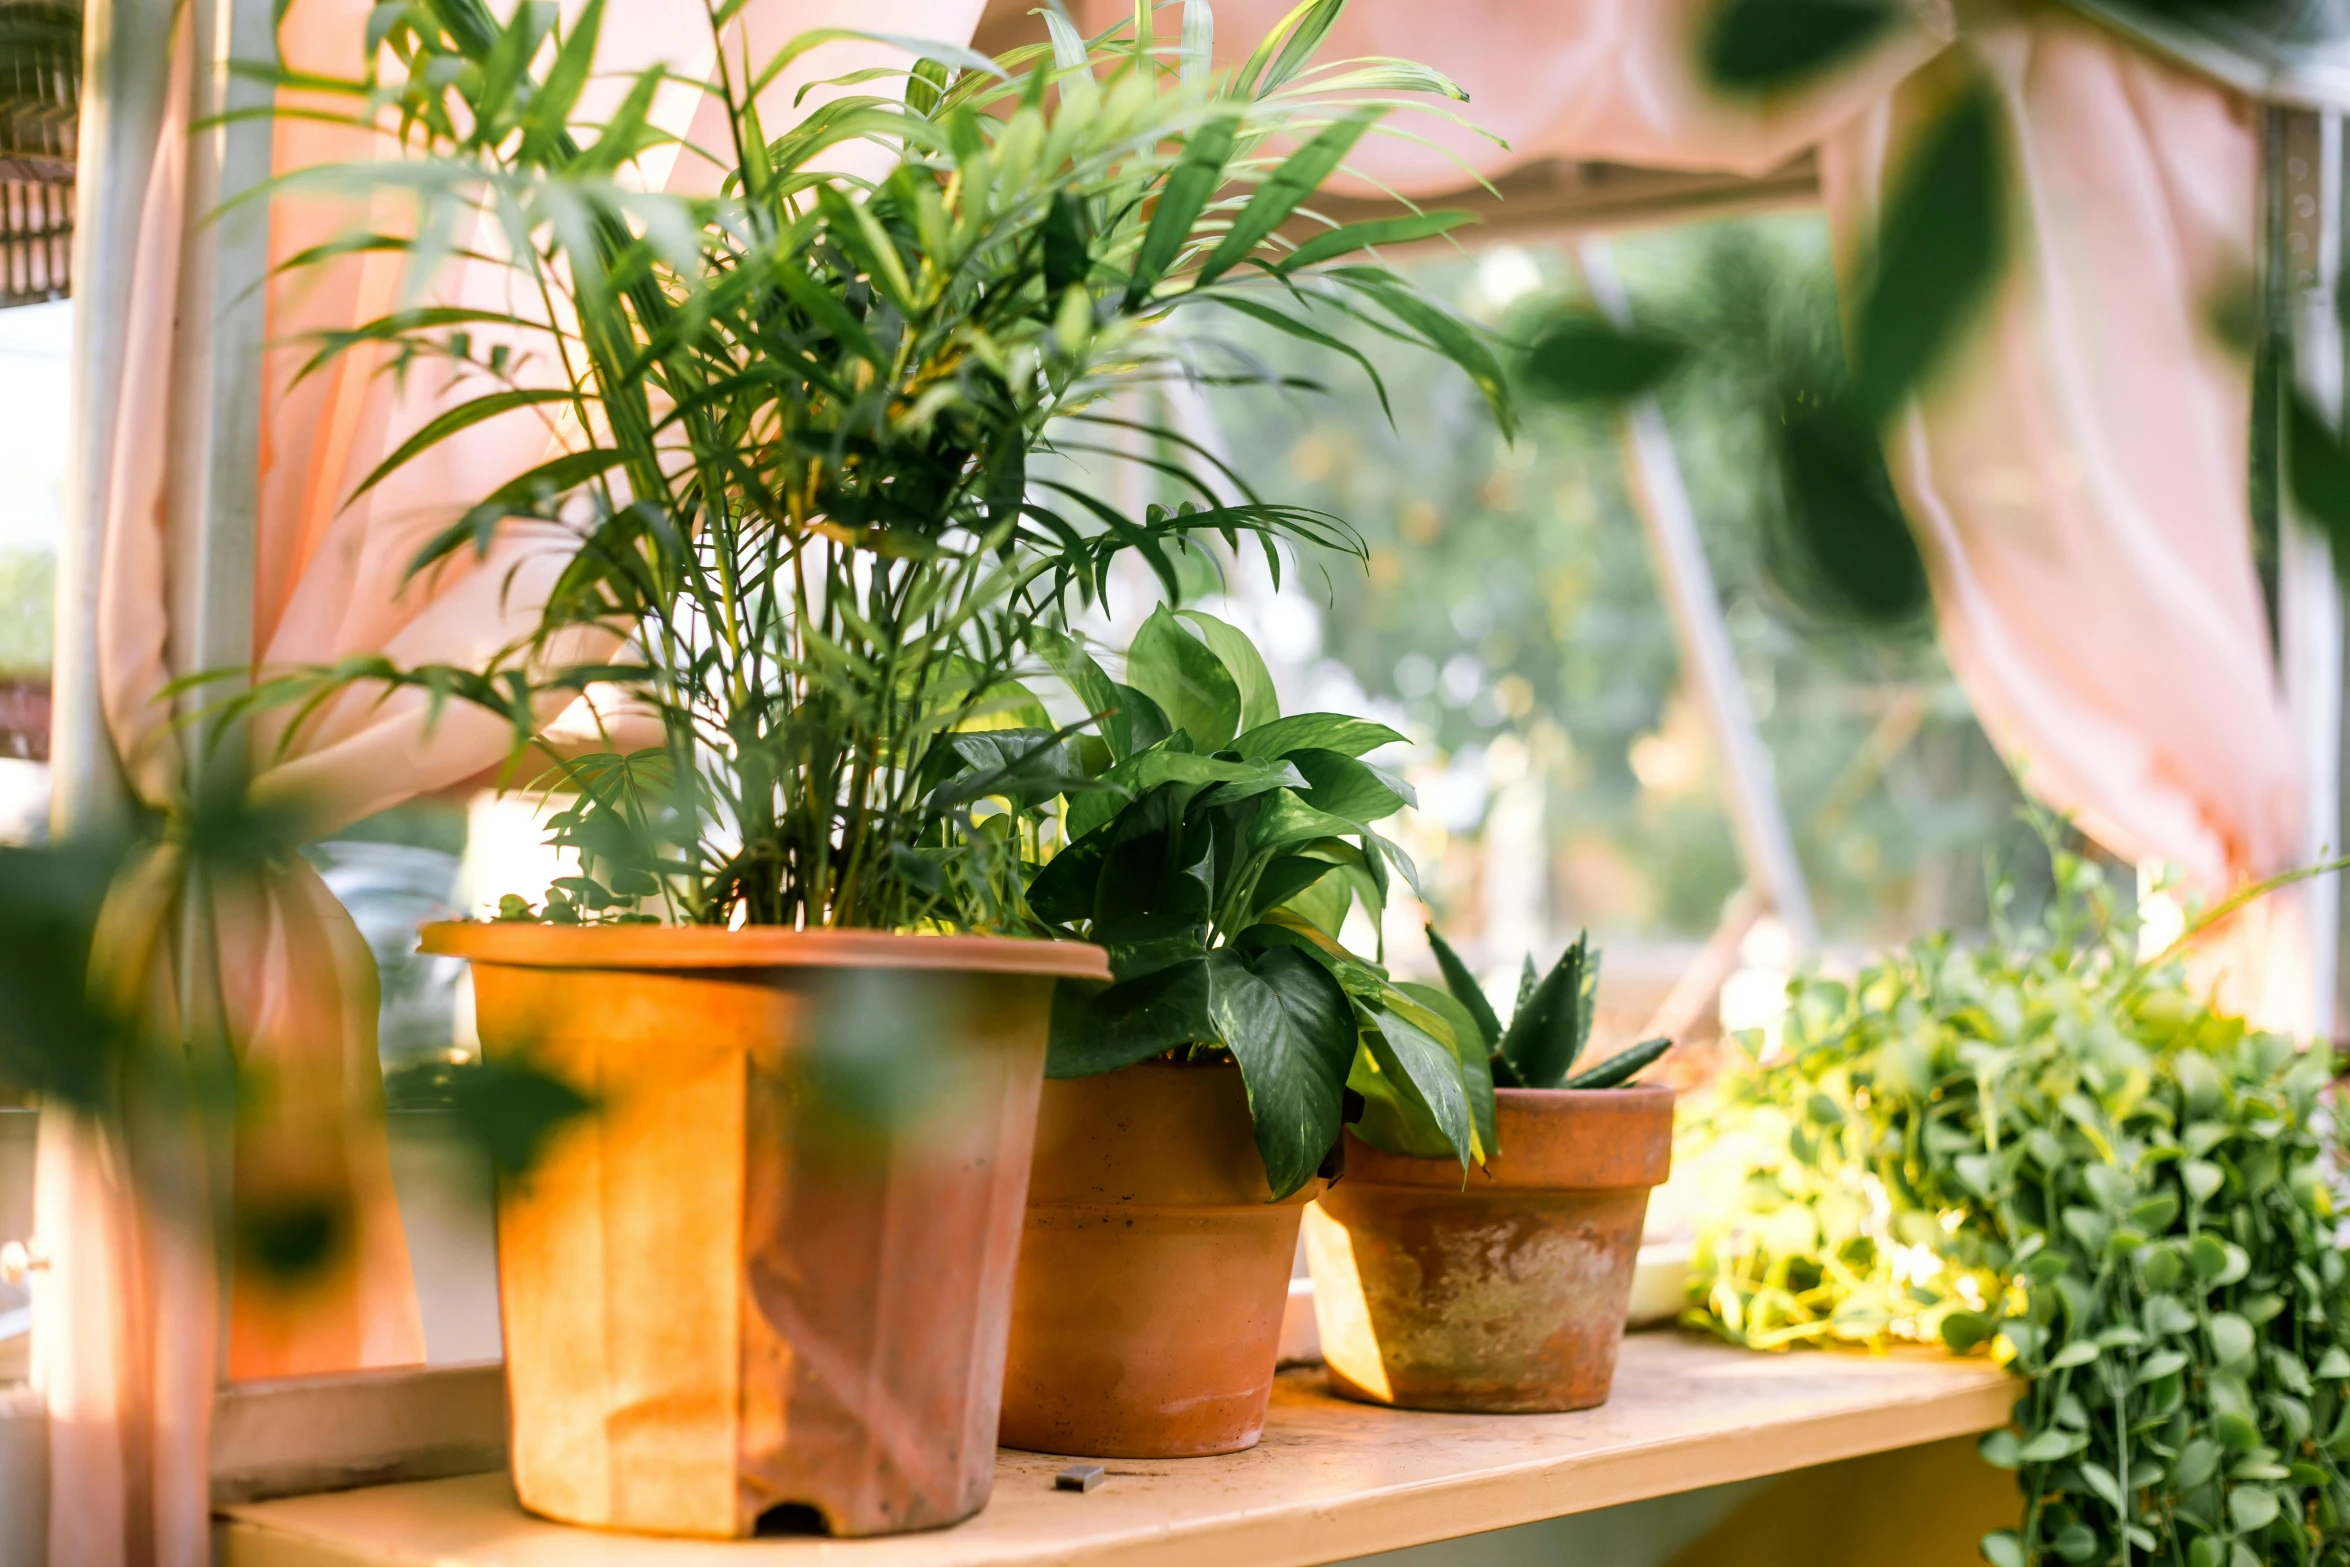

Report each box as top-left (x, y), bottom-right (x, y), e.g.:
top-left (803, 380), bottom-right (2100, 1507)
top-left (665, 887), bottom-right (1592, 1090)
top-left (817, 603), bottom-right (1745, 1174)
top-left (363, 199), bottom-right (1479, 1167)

top-left (1120, 0), bottom-right (1954, 193)
top-left (34, 2), bottom-right (982, 1563)
top-left (1813, 12), bottom-right (2302, 1021)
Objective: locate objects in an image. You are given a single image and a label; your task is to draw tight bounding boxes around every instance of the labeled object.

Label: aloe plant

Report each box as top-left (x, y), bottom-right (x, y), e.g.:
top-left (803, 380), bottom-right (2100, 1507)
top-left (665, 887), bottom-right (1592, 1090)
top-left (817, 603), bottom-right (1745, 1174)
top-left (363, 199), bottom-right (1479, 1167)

top-left (1424, 924), bottom-right (1669, 1091)
top-left (1030, 607), bottom-right (1491, 1198)
top-left (222, 0), bottom-right (1511, 934)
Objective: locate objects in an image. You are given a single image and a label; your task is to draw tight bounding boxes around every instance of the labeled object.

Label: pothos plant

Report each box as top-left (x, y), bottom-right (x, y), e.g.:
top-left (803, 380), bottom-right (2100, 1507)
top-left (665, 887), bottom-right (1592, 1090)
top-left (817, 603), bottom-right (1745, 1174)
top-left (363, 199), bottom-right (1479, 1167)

top-left (1025, 606), bottom-right (1491, 1199)
top-left (1687, 824), bottom-right (2350, 1567)
top-left (228, 0), bottom-right (1510, 933)
top-left (1423, 924), bottom-right (1671, 1092)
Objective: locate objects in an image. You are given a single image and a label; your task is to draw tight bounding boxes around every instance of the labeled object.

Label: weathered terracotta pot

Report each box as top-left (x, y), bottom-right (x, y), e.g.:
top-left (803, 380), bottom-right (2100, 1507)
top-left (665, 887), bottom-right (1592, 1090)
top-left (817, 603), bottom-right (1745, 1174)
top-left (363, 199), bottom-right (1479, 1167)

top-left (1304, 1084), bottom-right (1675, 1413)
top-left (421, 923), bottom-right (1109, 1539)
top-left (998, 1060), bottom-right (1322, 1457)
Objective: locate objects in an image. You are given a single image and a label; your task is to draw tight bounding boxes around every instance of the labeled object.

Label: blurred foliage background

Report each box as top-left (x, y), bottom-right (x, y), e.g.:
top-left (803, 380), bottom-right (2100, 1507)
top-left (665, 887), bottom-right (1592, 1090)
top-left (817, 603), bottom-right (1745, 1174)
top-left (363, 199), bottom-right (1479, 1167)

top-left (0, 549), bottom-right (49, 675)
top-left (1191, 211), bottom-right (2040, 955)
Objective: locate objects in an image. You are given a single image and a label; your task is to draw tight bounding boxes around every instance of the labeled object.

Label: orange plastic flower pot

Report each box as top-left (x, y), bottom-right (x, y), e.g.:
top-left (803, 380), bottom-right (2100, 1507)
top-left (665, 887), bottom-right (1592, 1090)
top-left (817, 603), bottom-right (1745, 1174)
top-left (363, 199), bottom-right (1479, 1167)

top-left (998, 1060), bottom-right (1322, 1458)
top-left (1305, 1084), bottom-right (1675, 1413)
top-left (422, 922), bottom-right (1109, 1538)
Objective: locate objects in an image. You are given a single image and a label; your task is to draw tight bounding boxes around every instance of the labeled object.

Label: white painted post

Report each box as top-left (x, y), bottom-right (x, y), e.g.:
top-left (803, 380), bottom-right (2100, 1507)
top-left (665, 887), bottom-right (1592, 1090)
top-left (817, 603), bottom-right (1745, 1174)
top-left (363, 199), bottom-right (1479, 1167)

top-left (1159, 375), bottom-right (1323, 709)
top-left (47, 0), bottom-right (174, 842)
top-left (168, 0), bottom-right (274, 764)
top-left (2278, 109), bottom-right (2345, 1041)
top-left (1577, 238), bottom-right (1819, 953)
top-left (175, 0), bottom-right (278, 1381)
top-left (43, 0), bottom-right (278, 1417)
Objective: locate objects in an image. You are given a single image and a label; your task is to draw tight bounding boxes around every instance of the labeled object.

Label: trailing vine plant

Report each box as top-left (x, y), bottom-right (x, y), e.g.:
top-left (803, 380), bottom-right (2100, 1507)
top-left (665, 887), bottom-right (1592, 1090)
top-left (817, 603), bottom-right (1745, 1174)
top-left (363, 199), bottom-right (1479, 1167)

top-left (1689, 823), bottom-right (2350, 1567)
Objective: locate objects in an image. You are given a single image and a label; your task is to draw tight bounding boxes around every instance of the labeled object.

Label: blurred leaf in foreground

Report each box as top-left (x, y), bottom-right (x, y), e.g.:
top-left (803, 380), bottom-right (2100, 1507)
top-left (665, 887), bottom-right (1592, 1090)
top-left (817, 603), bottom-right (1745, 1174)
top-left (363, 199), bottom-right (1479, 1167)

top-left (0, 838), bottom-right (131, 1109)
top-left (1519, 312), bottom-right (1686, 404)
top-left (1768, 74), bottom-right (2003, 630)
top-left (235, 1188), bottom-right (353, 1280)
top-left (1846, 80), bottom-right (2006, 422)
top-left (1511, 69), bottom-right (1998, 633)
top-left (1772, 393), bottom-right (1930, 626)
top-left (2284, 392), bottom-right (2350, 581)
top-left (1702, 0), bottom-right (1903, 93)
top-left (1, 811), bottom-right (597, 1276)
top-left (792, 968), bottom-right (984, 1149)
top-left (448, 1054), bottom-right (597, 1178)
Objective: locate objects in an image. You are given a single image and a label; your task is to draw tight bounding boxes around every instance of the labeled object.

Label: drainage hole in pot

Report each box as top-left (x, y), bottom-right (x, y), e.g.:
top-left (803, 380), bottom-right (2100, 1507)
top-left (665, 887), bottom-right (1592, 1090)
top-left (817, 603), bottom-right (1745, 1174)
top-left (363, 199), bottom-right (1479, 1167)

top-left (755, 1503), bottom-right (831, 1537)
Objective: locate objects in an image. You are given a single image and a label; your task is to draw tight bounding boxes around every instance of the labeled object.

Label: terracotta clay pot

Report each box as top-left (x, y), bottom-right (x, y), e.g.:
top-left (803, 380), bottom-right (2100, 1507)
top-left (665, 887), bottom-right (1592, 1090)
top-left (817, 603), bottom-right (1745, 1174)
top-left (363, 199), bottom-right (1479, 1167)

top-left (421, 923), bottom-right (1108, 1539)
top-left (1304, 1084), bottom-right (1674, 1413)
top-left (998, 1060), bottom-right (1322, 1457)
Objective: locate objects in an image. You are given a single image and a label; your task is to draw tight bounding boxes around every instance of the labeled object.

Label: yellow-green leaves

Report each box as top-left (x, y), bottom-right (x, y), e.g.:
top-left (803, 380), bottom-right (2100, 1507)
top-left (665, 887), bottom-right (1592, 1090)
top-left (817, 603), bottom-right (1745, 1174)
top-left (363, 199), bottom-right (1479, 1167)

top-left (1178, 608), bottom-right (1280, 733)
top-left (1125, 604), bottom-right (1243, 750)
top-left (1125, 111), bottom-right (1239, 308)
top-left (1277, 211), bottom-right (1471, 274)
top-left (1689, 826), bottom-right (2350, 1567)
top-left (1352, 1000), bottom-right (1477, 1171)
top-left (1052, 284), bottom-right (1093, 360)
top-left (1195, 112), bottom-right (1373, 287)
top-left (1232, 0), bottom-right (1343, 99)
top-left (2228, 1484), bottom-right (2279, 1532)
top-left (2180, 1156), bottom-right (2224, 1204)
top-left (519, 0), bottom-right (599, 160)
top-left (1179, 0), bottom-right (1213, 89)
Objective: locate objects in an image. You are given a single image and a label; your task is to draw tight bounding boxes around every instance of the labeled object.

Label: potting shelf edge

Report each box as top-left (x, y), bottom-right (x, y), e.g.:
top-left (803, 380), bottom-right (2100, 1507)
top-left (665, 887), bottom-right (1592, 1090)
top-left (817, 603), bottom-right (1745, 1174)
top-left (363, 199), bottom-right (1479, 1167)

top-left (215, 1333), bottom-right (2016, 1567)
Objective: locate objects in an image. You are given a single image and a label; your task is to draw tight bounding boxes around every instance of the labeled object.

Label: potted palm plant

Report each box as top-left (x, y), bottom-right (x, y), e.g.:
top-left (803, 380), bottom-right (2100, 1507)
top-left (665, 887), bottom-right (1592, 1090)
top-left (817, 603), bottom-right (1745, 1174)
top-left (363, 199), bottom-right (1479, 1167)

top-left (248, 0), bottom-right (1509, 1539)
top-left (1001, 609), bottom-right (1494, 1457)
top-left (1305, 927), bottom-right (1676, 1412)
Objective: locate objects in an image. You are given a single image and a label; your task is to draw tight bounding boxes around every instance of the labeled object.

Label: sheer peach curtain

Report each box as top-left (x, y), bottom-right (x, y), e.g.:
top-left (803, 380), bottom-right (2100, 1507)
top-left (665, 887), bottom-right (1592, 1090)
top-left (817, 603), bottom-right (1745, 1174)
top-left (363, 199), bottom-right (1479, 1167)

top-left (33, 2), bottom-right (981, 1563)
top-left (1163, 0), bottom-right (2304, 1022)
top-left (1824, 21), bottom-right (2305, 1022)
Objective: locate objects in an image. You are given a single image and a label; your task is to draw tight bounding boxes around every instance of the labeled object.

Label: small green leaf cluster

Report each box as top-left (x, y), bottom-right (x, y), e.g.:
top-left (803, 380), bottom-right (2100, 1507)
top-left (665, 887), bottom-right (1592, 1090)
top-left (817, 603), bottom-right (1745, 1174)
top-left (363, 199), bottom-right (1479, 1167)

top-left (1030, 606), bottom-right (1491, 1199)
top-left (1424, 924), bottom-right (1669, 1090)
top-left (233, 0), bottom-right (1512, 935)
top-left (1687, 836), bottom-right (2350, 1566)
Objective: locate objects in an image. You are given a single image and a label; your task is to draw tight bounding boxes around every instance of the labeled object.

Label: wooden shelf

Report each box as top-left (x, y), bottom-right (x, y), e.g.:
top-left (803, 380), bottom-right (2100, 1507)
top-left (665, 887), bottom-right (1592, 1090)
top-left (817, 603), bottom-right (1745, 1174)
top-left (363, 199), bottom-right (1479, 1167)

top-left (217, 1333), bottom-right (2014, 1567)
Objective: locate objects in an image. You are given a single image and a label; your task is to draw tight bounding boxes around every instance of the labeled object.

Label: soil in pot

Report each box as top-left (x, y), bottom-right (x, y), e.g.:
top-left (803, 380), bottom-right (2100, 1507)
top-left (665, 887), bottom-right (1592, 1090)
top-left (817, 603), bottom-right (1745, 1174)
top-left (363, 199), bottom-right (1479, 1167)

top-left (423, 922), bottom-right (1108, 1539)
top-left (1304, 1083), bottom-right (1674, 1413)
top-left (998, 1059), bottom-right (1321, 1458)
